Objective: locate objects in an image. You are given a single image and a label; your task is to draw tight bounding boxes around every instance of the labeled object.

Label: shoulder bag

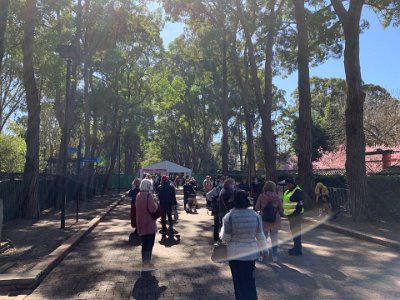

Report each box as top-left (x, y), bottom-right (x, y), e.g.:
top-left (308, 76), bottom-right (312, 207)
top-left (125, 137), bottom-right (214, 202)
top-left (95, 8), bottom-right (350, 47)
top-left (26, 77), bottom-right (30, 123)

top-left (211, 213), bottom-right (232, 263)
top-left (146, 193), bottom-right (163, 220)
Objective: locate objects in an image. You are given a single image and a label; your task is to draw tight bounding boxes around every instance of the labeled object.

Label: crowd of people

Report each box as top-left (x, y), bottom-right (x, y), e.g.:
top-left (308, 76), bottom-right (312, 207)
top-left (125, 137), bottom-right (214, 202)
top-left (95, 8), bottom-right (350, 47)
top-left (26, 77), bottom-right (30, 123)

top-left (128, 173), bottom-right (331, 299)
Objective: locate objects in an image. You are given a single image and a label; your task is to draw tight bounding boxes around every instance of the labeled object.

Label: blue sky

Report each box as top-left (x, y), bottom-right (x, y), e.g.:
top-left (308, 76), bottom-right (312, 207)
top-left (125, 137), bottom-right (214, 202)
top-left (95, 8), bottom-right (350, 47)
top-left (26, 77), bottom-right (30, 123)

top-left (160, 7), bottom-right (400, 98)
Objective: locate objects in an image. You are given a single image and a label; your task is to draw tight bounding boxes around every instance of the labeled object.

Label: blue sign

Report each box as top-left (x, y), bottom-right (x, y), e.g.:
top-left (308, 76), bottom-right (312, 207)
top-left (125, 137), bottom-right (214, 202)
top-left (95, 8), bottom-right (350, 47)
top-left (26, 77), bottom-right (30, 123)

top-left (68, 147), bottom-right (79, 153)
top-left (81, 157), bottom-right (100, 163)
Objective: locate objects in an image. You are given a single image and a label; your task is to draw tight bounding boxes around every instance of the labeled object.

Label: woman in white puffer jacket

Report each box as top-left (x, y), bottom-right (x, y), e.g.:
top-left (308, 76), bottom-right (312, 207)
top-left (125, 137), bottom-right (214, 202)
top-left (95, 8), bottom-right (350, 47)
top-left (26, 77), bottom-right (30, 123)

top-left (220, 190), bottom-right (267, 300)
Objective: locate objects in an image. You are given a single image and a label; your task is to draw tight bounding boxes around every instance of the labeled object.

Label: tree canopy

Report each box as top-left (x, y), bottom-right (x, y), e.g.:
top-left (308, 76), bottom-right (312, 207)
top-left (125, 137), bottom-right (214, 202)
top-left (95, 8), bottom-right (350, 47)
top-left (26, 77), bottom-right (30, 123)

top-left (0, 0), bottom-right (399, 220)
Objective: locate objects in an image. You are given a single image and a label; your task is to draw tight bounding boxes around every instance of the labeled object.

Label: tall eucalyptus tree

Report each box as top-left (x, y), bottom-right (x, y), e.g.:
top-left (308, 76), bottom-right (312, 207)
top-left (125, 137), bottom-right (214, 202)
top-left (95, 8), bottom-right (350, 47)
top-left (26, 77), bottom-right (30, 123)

top-left (330, 0), bottom-right (399, 220)
top-left (0, 0), bottom-right (9, 74)
top-left (293, 0), bottom-right (313, 206)
top-left (21, 0), bottom-right (40, 218)
top-left (234, 0), bottom-right (281, 180)
top-left (163, 0), bottom-right (233, 176)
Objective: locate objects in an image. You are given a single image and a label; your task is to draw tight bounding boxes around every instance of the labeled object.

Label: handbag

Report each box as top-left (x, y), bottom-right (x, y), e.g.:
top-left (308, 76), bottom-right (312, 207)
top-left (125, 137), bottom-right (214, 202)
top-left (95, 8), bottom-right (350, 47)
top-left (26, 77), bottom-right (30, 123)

top-left (147, 193), bottom-right (163, 220)
top-left (128, 231), bottom-right (141, 246)
top-left (130, 201), bottom-right (137, 228)
top-left (211, 213), bottom-right (231, 263)
top-left (211, 242), bottom-right (227, 263)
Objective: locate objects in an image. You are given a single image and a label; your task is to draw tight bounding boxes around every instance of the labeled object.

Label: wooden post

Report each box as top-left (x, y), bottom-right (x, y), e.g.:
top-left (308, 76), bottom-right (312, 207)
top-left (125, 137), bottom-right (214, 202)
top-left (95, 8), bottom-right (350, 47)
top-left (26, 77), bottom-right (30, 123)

top-left (382, 152), bottom-right (393, 169)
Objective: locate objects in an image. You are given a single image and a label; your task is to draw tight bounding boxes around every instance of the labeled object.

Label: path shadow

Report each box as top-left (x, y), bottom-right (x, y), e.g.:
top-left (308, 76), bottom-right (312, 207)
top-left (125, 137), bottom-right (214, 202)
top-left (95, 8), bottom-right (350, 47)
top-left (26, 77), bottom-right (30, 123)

top-left (269, 263), bottom-right (319, 290)
top-left (130, 272), bottom-right (167, 300)
top-left (159, 234), bottom-right (181, 247)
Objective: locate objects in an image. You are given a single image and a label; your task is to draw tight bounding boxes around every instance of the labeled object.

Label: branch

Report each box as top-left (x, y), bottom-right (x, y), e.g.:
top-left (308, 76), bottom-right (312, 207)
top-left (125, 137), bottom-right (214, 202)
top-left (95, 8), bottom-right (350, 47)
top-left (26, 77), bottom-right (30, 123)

top-left (349, 0), bottom-right (365, 22)
top-left (331, 0), bottom-right (348, 22)
top-left (365, 1), bottom-right (399, 12)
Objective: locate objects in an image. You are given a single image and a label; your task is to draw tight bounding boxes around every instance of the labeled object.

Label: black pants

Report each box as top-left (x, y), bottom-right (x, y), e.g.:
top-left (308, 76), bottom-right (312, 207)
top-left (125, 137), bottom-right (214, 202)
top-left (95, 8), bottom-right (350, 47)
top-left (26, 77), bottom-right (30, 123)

top-left (213, 213), bottom-right (221, 242)
top-left (161, 205), bottom-right (173, 232)
top-left (229, 260), bottom-right (257, 300)
top-left (141, 233), bottom-right (155, 264)
top-left (288, 214), bottom-right (302, 250)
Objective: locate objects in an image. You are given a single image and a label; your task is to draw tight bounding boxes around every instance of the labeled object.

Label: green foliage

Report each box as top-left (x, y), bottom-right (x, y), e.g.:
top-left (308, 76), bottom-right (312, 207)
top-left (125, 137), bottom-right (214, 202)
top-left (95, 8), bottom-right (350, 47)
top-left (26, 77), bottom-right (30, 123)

top-left (276, 0), bottom-right (343, 76)
top-left (369, 1), bottom-right (400, 27)
top-left (367, 175), bottom-right (400, 221)
top-left (293, 117), bottom-right (331, 161)
top-left (0, 133), bottom-right (26, 172)
top-left (0, 0), bottom-right (398, 179)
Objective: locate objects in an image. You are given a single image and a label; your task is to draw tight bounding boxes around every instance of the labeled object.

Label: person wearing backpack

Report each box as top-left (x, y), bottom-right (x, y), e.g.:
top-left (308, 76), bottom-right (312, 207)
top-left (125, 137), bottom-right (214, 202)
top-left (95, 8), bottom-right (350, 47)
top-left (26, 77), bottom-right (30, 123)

top-left (254, 181), bottom-right (283, 262)
top-left (206, 177), bottom-right (224, 242)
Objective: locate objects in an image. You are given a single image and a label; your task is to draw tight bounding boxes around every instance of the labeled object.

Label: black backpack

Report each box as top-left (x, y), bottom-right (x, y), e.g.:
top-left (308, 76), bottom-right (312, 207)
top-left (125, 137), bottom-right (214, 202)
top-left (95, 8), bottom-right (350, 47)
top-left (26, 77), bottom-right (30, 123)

top-left (262, 202), bottom-right (276, 223)
top-left (210, 187), bottom-right (221, 214)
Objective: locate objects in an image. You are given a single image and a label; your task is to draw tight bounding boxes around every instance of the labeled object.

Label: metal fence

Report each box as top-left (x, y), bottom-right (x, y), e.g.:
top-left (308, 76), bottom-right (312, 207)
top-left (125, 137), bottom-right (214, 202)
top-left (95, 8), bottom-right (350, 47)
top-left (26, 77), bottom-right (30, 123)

top-left (0, 173), bottom-right (106, 222)
top-left (328, 187), bottom-right (351, 216)
top-left (0, 178), bottom-right (24, 222)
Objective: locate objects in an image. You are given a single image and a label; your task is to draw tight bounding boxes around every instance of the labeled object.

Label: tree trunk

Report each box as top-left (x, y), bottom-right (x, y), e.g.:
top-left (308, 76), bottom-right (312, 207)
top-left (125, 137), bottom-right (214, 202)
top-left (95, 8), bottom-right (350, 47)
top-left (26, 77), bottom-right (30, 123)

top-left (236, 0), bottom-right (276, 179)
top-left (102, 70), bottom-right (121, 192)
top-left (293, 0), bottom-right (314, 207)
top-left (53, 9), bottom-right (63, 131)
top-left (21, 0), bottom-right (40, 218)
top-left (69, 0), bottom-right (82, 133)
top-left (231, 28), bottom-right (256, 183)
top-left (102, 122), bottom-right (120, 193)
top-left (221, 24), bottom-right (229, 176)
top-left (331, 0), bottom-right (368, 221)
top-left (187, 118), bottom-right (198, 172)
top-left (81, 58), bottom-right (91, 201)
top-left (81, 0), bottom-right (93, 200)
top-left (0, 0), bottom-right (9, 74)
top-left (262, 0), bottom-right (282, 181)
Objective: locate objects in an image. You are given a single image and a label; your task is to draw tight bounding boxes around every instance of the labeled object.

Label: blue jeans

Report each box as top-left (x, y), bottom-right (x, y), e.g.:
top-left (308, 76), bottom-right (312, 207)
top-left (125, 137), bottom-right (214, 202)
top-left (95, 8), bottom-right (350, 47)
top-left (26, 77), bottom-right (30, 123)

top-left (264, 230), bottom-right (279, 257)
top-left (229, 260), bottom-right (257, 300)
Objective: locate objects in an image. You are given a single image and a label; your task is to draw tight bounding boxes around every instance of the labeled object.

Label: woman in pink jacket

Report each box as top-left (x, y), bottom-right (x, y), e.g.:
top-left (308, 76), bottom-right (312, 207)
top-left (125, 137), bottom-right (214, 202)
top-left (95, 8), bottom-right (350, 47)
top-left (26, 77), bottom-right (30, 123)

top-left (254, 181), bottom-right (283, 262)
top-left (135, 178), bottom-right (158, 268)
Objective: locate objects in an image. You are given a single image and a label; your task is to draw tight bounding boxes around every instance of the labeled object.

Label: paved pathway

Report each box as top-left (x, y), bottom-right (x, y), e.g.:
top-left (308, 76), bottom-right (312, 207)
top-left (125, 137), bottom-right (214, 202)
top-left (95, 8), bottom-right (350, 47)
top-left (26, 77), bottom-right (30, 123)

top-left (25, 196), bottom-right (400, 300)
top-left (1, 196), bottom-right (118, 274)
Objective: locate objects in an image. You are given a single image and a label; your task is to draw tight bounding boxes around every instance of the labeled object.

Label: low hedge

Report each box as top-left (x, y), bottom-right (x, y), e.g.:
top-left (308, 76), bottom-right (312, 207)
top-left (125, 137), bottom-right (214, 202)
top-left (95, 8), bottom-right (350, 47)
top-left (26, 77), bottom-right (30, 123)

top-left (367, 175), bottom-right (400, 221)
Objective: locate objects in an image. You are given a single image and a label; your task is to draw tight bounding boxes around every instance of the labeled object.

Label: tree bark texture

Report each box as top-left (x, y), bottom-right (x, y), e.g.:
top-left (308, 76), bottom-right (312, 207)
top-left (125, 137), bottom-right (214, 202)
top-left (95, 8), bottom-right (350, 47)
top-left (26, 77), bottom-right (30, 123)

top-left (21, 0), bottom-right (40, 218)
top-left (331, 0), bottom-right (368, 221)
top-left (293, 0), bottom-right (314, 207)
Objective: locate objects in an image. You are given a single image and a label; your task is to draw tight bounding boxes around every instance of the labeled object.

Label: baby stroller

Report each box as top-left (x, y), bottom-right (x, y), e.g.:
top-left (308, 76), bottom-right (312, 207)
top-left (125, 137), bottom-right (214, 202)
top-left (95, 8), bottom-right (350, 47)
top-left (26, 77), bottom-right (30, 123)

top-left (187, 194), bottom-right (198, 213)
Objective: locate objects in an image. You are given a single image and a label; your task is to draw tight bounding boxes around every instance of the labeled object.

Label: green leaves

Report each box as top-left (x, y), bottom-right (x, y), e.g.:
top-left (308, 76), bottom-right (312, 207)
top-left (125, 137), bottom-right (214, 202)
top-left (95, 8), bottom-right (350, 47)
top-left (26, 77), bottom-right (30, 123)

top-left (0, 133), bottom-right (26, 172)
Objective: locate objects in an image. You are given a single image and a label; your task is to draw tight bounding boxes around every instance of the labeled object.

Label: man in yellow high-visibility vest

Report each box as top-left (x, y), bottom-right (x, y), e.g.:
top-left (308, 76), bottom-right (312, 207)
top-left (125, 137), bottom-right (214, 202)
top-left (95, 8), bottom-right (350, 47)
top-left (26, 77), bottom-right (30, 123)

top-left (283, 177), bottom-right (304, 255)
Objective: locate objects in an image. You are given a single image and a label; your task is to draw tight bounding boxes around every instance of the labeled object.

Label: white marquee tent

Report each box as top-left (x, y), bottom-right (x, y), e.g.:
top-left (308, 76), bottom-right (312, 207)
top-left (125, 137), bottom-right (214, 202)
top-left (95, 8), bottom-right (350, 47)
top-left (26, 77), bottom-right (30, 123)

top-left (139, 161), bottom-right (192, 179)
